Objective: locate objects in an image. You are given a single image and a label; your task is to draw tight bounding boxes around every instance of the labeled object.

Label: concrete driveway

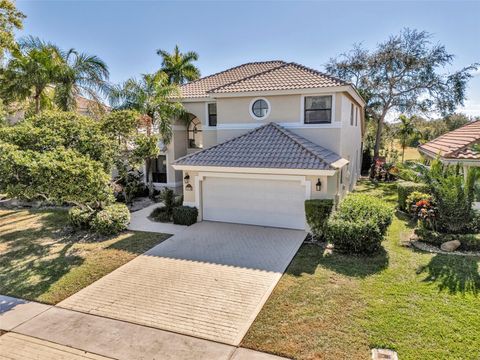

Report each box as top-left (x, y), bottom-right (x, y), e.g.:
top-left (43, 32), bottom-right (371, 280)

top-left (58, 221), bottom-right (305, 345)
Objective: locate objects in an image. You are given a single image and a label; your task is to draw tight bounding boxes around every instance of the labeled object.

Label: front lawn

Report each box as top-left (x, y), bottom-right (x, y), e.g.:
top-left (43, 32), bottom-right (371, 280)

top-left (0, 208), bottom-right (169, 304)
top-left (242, 180), bottom-right (480, 360)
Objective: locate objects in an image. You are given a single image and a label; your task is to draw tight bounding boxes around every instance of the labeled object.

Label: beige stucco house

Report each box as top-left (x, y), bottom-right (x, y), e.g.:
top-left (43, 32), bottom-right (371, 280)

top-left (153, 60), bottom-right (365, 230)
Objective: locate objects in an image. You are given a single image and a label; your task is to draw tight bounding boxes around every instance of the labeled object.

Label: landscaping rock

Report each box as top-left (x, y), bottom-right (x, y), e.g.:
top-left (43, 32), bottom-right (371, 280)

top-left (372, 348), bottom-right (398, 360)
top-left (440, 240), bottom-right (461, 252)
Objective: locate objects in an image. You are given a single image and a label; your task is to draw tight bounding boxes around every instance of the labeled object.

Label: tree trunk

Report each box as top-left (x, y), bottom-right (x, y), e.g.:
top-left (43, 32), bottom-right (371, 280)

top-left (402, 144), bottom-right (405, 163)
top-left (34, 94), bottom-right (40, 114)
top-left (146, 158), bottom-right (154, 198)
top-left (373, 112), bottom-right (387, 159)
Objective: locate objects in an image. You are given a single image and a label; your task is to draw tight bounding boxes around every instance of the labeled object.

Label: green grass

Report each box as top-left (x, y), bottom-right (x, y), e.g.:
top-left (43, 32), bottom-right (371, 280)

top-left (242, 180), bottom-right (480, 360)
top-left (0, 208), bottom-right (169, 304)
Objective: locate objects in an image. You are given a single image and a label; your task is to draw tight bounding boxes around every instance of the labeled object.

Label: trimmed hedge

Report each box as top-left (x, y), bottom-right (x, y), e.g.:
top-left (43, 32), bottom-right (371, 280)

top-left (68, 206), bottom-right (94, 229)
top-left (326, 193), bottom-right (394, 255)
top-left (334, 194), bottom-right (394, 233)
top-left (172, 206), bottom-right (198, 226)
top-left (305, 199), bottom-right (334, 239)
top-left (90, 204), bottom-right (130, 235)
top-left (397, 181), bottom-right (430, 211)
top-left (326, 218), bottom-right (384, 254)
top-left (150, 206), bottom-right (172, 223)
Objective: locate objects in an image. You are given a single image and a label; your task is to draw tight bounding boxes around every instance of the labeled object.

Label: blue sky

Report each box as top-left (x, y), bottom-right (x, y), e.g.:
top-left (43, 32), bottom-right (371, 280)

top-left (15, 0), bottom-right (480, 116)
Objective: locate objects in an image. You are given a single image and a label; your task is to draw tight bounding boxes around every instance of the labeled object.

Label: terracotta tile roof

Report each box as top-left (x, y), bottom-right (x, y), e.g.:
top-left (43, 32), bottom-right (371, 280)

top-left (179, 61), bottom-right (286, 98)
top-left (418, 120), bottom-right (480, 160)
top-left (173, 122), bottom-right (345, 170)
top-left (209, 62), bottom-right (346, 93)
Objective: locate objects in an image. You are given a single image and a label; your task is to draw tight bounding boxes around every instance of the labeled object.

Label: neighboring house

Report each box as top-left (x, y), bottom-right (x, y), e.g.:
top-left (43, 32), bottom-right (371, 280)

top-left (418, 120), bottom-right (480, 168)
top-left (152, 60), bottom-right (365, 230)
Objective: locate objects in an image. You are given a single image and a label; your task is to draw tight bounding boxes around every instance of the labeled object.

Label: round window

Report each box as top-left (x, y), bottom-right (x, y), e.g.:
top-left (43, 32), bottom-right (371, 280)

top-left (252, 99), bottom-right (269, 118)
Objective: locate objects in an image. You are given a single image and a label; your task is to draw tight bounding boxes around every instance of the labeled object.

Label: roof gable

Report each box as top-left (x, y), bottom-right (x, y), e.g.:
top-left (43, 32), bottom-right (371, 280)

top-left (418, 120), bottom-right (480, 160)
top-left (179, 61), bottom-right (286, 98)
top-left (173, 122), bottom-right (344, 170)
top-left (209, 62), bottom-right (346, 94)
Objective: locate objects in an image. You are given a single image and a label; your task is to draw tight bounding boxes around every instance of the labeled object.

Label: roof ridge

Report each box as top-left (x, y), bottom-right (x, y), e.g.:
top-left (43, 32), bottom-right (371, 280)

top-left (268, 122), bottom-right (332, 164)
top-left (287, 62), bottom-right (349, 86)
top-left (180, 60), bottom-right (286, 89)
top-left (207, 62), bottom-right (289, 93)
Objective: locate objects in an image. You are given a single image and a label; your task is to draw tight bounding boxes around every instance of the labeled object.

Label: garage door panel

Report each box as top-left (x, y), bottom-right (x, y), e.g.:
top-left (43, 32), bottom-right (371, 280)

top-left (202, 177), bottom-right (306, 229)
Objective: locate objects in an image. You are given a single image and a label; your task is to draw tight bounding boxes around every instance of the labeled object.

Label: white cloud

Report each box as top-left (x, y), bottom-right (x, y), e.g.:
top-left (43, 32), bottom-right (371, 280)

top-left (459, 100), bottom-right (480, 117)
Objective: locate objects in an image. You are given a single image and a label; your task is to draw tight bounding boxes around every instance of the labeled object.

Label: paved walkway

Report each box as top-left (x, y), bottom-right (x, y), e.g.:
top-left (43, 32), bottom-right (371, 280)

top-left (128, 203), bottom-right (188, 234)
top-left (59, 222), bottom-right (306, 345)
top-left (0, 295), bottom-right (288, 360)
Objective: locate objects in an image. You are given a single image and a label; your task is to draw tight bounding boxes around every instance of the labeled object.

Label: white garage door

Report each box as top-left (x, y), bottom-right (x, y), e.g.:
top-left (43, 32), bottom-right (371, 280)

top-left (202, 177), bottom-right (306, 229)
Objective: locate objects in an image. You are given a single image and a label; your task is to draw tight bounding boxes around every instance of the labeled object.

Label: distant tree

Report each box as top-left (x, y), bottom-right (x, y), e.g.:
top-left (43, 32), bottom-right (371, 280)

top-left (157, 45), bottom-right (200, 84)
top-left (109, 71), bottom-right (183, 196)
top-left (325, 28), bottom-right (478, 159)
top-left (397, 114), bottom-right (416, 162)
top-left (0, 0), bottom-right (25, 60)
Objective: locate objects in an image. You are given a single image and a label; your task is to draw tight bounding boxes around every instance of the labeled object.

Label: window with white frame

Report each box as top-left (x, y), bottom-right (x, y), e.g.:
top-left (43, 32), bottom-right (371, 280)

top-left (208, 103), bottom-right (217, 127)
top-left (355, 107), bottom-right (359, 126)
top-left (250, 98), bottom-right (270, 120)
top-left (304, 95), bottom-right (332, 124)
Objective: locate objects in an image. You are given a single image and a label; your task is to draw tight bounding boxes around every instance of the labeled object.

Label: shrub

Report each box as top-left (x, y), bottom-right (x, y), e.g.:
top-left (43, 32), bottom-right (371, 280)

top-left (406, 191), bottom-right (432, 214)
top-left (397, 181), bottom-right (429, 211)
top-left (304, 199), bottom-right (334, 239)
top-left (150, 206), bottom-right (172, 223)
top-left (160, 188), bottom-right (175, 214)
top-left (415, 228), bottom-right (480, 251)
top-left (172, 206), bottom-right (198, 226)
top-left (326, 218), bottom-right (384, 254)
top-left (68, 206), bottom-right (94, 229)
top-left (335, 193), bottom-right (393, 233)
top-left (325, 193), bottom-right (394, 255)
top-left (91, 203), bottom-right (130, 235)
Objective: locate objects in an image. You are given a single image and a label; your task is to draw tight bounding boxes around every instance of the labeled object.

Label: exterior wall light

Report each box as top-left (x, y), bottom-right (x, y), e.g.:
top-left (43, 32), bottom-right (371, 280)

top-left (316, 178), bottom-right (322, 192)
top-left (185, 184), bottom-right (193, 191)
top-left (184, 173), bottom-right (190, 184)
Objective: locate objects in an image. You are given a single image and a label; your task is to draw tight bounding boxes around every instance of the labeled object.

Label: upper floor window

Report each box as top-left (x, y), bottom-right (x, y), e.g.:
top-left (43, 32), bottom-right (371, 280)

top-left (355, 107), bottom-right (359, 127)
top-left (350, 103), bottom-right (354, 126)
top-left (250, 98), bottom-right (270, 120)
top-left (304, 95), bottom-right (332, 124)
top-left (208, 103), bottom-right (217, 127)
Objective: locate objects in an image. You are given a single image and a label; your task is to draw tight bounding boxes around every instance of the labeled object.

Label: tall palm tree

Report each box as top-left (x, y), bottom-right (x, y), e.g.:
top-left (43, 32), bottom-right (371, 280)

top-left (109, 70), bottom-right (183, 195)
top-left (19, 36), bottom-right (110, 112)
top-left (0, 37), bottom-right (64, 113)
top-left (397, 114), bottom-right (416, 163)
top-left (156, 45), bottom-right (200, 84)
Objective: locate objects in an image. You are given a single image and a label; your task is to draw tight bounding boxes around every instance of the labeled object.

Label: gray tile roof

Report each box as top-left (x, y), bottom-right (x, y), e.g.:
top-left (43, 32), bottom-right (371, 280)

top-left (173, 122), bottom-right (344, 170)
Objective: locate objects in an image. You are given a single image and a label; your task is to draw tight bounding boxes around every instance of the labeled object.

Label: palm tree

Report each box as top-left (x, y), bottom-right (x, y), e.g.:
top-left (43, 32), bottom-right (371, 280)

top-left (109, 70), bottom-right (183, 195)
top-left (19, 36), bottom-right (110, 112)
top-left (397, 114), bottom-right (416, 162)
top-left (156, 45), bottom-right (200, 84)
top-left (0, 37), bottom-right (64, 113)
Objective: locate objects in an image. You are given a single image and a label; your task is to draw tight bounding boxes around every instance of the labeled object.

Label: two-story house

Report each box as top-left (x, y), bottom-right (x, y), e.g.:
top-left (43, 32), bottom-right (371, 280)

top-left (151, 61), bottom-right (365, 230)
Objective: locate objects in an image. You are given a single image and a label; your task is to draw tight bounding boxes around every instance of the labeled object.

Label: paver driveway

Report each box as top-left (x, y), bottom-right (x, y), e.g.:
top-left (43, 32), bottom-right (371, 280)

top-left (58, 221), bottom-right (305, 345)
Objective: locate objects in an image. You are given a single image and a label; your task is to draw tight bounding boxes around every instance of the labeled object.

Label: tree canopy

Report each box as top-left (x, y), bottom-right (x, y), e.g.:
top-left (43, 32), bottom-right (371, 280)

top-left (0, 0), bottom-right (25, 60)
top-left (325, 28), bottom-right (478, 158)
top-left (157, 45), bottom-right (200, 84)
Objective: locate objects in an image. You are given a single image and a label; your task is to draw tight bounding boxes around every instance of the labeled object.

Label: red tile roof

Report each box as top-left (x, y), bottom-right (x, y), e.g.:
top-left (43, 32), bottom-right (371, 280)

top-left (418, 120), bottom-right (480, 160)
top-left (179, 61), bottom-right (347, 98)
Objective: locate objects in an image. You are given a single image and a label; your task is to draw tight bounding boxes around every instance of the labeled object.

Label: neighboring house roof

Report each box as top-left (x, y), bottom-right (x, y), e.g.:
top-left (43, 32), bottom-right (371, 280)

top-left (173, 122), bottom-right (346, 170)
top-left (179, 61), bottom-right (348, 98)
top-left (179, 61), bottom-right (286, 98)
top-left (209, 62), bottom-right (346, 94)
top-left (76, 95), bottom-right (111, 114)
top-left (418, 120), bottom-right (480, 160)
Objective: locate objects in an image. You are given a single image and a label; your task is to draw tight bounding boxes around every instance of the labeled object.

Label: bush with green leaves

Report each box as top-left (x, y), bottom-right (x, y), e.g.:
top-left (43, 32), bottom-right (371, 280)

top-left (172, 206), bottom-right (198, 226)
top-left (326, 193), bottom-right (393, 255)
top-left (334, 193), bottom-right (394, 233)
top-left (414, 228), bottom-right (480, 251)
top-left (90, 204), bottom-right (130, 235)
top-left (68, 206), bottom-right (95, 229)
top-left (397, 181), bottom-right (430, 211)
top-left (326, 218), bottom-right (384, 254)
top-left (304, 199), bottom-right (334, 239)
top-left (425, 161), bottom-right (475, 233)
top-left (406, 191), bottom-right (432, 214)
top-left (150, 206), bottom-right (172, 223)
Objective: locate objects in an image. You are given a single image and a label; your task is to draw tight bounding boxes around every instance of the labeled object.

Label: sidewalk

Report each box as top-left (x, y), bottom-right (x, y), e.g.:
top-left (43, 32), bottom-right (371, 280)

top-left (0, 295), bottom-right (288, 360)
top-left (128, 203), bottom-right (188, 234)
